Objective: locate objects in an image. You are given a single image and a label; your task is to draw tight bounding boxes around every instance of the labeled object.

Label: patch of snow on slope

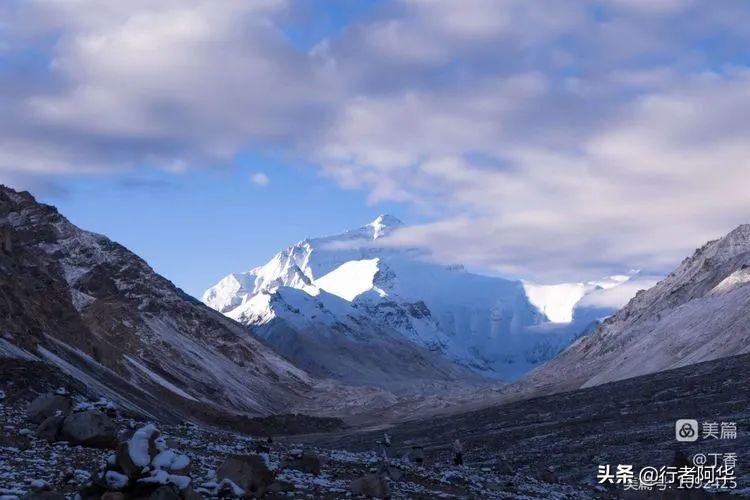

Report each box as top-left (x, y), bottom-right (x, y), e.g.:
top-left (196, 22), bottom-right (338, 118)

top-left (125, 356), bottom-right (199, 402)
top-left (36, 345), bottom-right (160, 420)
top-left (708, 267), bottom-right (750, 295)
top-left (314, 258), bottom-right (380, 301)
top-left (0, 338), bottom-right (39, 361)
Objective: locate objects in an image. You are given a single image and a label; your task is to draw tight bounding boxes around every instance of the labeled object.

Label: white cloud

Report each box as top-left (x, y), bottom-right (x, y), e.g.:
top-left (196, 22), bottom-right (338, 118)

top-left (2, 0), bottom-right (750, 281)
top-left (250, 172), bottom-right (270, 187)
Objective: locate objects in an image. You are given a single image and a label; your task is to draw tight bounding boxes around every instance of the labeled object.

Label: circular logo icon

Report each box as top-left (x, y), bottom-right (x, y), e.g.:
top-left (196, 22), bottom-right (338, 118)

top-left (675, 419), bottom-right (699, 442)
top-left (679, 422), bottom-right (695, 438)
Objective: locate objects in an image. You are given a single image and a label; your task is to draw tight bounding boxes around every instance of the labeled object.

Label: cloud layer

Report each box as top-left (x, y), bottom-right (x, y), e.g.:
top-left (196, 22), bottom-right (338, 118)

top-left (3, 0), bottom-right (750, 280)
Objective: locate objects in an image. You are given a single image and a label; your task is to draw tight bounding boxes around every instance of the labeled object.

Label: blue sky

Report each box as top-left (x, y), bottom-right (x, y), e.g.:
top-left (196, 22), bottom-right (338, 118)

top-left (3, 0), bottom-right (750, 296)
top-left (39, 157), bottom-right (415, 298)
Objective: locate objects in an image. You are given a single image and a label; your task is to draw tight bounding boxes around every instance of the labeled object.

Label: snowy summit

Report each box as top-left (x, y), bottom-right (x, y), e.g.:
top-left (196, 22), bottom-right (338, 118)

top-left (203, 216), bottom-right (640, 384)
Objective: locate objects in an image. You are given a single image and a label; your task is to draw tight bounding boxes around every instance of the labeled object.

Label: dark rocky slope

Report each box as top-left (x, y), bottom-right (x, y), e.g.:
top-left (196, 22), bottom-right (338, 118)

top-left (0, 186), bottom-right (312, 422)
top-left (300, 353), bottom-right (750, 489)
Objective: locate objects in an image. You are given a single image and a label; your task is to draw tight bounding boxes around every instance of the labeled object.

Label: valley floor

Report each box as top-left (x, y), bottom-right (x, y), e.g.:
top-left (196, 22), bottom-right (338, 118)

top-left (0, 393), bottom-right (596, 499)
top-left (298, 353), bottom-right (750, 496)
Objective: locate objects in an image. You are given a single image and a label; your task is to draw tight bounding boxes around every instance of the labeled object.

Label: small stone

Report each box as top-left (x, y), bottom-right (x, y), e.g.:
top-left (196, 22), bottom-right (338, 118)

top-left (104, 470), bottom-right (129, 490)
top-left (29, 479), bottom-right (50, 491)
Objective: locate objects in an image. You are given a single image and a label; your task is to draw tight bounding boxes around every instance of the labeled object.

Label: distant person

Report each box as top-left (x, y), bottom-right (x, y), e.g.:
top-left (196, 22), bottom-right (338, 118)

top-left (452, 439), bottom-right (464, 466)
top-left (411, 446), bottom-right (424, 466)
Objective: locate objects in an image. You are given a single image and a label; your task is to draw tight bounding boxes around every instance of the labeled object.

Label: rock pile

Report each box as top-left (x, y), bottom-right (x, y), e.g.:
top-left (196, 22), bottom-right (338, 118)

top-left (81, 423), bottom-right (198, 500)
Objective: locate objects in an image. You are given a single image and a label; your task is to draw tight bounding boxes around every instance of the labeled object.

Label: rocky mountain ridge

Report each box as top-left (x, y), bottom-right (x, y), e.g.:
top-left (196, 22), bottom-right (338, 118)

top-left (518, 224), bottom-right (750, 394)
top-left (0, 186), bottom-right (321, 422)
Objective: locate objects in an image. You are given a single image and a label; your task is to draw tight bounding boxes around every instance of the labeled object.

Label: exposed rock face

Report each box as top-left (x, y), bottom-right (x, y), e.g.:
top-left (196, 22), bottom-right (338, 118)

top-left (0, 224), bottom-right (11, 254)
top-left (519, 224), bottom-right (750, 394)
top-left (0, 185), bottom-right (312, 421)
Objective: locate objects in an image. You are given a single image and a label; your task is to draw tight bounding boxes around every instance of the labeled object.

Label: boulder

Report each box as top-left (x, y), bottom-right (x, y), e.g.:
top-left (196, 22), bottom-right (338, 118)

top-left (350, 473), bottom-right (390, 499)
top-left (216, 455), bottom-right (274, 496)
top-left (60, 410), bottom-right (117, 448)
top-left (26, 393), bottom-right (72, 424)
top-left (36, 415), bottom-right (66, 442)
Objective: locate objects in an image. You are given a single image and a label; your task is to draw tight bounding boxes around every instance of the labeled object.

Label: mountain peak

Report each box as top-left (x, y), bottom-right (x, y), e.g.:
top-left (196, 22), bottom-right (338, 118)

top-left (722, 223), bottom-right (750, 243)
top-left (367, 214), bottom-right (403, 239)
top-left (694, 223), bottom-right (750, 264)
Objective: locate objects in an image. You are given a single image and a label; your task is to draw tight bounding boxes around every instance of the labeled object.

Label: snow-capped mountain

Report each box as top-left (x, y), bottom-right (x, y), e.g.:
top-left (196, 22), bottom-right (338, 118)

top-left (518, 224), bottom-right (750, 394)
top-left (205, 215), bottom-right (636, 384)
top-left (0, 186), bottom-right (316, 421)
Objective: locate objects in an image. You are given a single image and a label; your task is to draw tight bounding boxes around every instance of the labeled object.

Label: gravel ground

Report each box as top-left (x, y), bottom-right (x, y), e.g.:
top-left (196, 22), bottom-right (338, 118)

top-left (0, 392), bottom-right (599, 499)
top-left (298, 354), bottom-right (750, 497)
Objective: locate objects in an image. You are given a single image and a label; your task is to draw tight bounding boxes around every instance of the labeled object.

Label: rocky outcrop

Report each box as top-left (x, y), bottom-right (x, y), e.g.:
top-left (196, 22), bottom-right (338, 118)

top-left (0, 223), bottom-right (12, 254)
